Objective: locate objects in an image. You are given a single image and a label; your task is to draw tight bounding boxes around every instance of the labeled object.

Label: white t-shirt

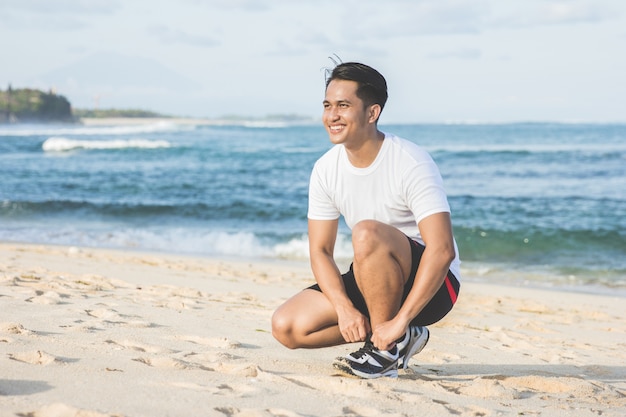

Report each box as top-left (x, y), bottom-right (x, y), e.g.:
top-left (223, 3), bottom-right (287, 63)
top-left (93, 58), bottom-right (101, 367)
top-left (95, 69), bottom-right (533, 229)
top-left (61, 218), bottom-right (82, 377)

top-left (308, 132), bottom-right (461, 279)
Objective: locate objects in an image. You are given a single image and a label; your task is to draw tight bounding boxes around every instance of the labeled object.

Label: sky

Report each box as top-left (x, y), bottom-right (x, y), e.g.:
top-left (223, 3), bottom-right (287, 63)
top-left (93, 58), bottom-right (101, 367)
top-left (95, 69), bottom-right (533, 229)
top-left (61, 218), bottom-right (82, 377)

top-left (1, 0), bottom-right (625, 123)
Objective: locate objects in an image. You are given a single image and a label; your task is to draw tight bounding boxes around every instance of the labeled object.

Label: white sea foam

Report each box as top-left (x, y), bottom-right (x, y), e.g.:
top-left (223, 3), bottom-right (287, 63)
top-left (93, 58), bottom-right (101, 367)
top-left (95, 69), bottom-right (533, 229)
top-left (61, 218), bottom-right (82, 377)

top-left (243, 121), bottom-right (289, 128)
top-left (273, 233), bottom-right (353, 261)
top-left (42, 137), bottom-right (171, 152)
top-left (0, 225), bottom-right (354, 263)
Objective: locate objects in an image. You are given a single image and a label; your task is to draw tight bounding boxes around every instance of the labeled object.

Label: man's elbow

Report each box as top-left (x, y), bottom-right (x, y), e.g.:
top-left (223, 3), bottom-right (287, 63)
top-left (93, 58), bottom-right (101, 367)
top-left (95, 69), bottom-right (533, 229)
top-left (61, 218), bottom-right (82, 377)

top-left (439, 241), bottom-right (456, 265)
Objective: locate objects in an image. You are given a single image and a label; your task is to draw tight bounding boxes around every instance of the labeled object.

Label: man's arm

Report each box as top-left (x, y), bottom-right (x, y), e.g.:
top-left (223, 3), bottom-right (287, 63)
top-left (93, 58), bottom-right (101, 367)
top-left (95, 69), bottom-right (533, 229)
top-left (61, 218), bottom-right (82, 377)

top-left (399, 212), bottom-right (455, 321)
top-left (308, 218), bottom-right (371, 343)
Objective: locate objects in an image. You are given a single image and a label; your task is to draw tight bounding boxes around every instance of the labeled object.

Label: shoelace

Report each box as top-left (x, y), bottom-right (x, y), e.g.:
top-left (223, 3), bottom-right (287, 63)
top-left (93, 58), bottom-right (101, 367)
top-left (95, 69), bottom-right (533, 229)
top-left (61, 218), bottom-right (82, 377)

top-left (351, 339), bottom-right (398, 360)
top-left (351, 340), bottom-right (376, 359)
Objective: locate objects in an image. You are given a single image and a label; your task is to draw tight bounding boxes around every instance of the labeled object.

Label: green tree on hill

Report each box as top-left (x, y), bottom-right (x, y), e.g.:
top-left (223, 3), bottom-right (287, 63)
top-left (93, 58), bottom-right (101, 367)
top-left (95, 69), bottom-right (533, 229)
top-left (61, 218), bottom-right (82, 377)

top-left (1, 86), bottom-right (73, 123)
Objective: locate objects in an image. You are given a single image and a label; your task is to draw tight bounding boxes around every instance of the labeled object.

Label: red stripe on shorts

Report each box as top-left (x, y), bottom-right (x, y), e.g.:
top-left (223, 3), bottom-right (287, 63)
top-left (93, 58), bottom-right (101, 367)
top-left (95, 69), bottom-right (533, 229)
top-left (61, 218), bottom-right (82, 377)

top-left (444, 275), bottom-right (458, 304)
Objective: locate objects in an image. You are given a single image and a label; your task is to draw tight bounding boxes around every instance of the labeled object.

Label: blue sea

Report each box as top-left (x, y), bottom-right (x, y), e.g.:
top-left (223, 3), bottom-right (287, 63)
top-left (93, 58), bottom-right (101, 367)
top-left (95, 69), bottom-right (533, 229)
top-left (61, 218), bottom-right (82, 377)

top-left (1, 121), bottom-right (625, 294)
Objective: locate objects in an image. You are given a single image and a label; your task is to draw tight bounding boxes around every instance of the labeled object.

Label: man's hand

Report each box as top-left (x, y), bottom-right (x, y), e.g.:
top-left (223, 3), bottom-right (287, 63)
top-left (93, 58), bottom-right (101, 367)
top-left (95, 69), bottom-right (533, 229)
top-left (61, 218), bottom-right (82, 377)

top-left (336, 305), bottom-right (371, 343)
top-left (371, 318), bottom-right (408, 351)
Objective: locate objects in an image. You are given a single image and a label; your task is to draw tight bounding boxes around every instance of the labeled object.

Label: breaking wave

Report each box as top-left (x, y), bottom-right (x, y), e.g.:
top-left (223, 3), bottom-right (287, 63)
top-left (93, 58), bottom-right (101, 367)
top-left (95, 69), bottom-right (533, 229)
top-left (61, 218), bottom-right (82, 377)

top-left (42, 137), bottom-right (171, 152)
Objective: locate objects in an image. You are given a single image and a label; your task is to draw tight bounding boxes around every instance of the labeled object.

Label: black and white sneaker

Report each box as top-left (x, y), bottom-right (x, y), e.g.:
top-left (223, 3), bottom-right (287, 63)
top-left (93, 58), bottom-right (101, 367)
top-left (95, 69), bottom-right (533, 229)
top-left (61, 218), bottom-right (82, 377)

top-left (333, 340), bottom-right (399, 379)
top-left (397, 325), bottom-right (429, 369)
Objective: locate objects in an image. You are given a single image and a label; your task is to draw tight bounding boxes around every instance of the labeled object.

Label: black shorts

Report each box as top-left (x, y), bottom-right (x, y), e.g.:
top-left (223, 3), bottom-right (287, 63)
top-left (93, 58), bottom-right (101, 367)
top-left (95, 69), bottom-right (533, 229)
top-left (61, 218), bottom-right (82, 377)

top-left (307, 237), bottom-right (460, 326)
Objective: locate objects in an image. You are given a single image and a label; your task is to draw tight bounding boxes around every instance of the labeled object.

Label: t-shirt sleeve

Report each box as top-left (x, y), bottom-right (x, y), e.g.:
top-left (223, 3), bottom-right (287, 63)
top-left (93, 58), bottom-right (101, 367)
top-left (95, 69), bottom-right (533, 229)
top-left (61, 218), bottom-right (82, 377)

top-left (307, 162), bottom-right (340, 221)
top-left (404, 150), bottom-right (450, 223)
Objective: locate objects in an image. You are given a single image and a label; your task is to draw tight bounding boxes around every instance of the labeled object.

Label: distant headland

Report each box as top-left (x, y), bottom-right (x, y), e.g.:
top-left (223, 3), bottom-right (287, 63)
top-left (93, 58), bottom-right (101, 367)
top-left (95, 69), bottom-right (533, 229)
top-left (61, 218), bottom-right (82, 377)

top-left (1, 86), bottom-right (316, 126)
top-left (1, 86), bottom-right (74, 123)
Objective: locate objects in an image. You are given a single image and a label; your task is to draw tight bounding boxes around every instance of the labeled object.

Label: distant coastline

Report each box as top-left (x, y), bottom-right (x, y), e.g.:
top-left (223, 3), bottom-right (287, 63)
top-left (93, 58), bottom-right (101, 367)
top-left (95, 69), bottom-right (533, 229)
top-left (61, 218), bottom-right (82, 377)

top-left (79, 116), bottom-right (218, 126)
top-left (1, 86), bottom-right (317, 126)
top-left (78, 113), bottom-right (318, 127)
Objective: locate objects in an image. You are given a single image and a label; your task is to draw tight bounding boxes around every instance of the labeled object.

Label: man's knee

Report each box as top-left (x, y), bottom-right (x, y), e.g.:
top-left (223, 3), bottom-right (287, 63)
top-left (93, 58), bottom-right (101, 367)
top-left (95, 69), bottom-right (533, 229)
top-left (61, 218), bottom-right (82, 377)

top-left (351, 220), bottom-right (412, 284)
top-left (271, 309), bottom-right (299, 349)
top-left (352, 220), bottom-right (384, 260)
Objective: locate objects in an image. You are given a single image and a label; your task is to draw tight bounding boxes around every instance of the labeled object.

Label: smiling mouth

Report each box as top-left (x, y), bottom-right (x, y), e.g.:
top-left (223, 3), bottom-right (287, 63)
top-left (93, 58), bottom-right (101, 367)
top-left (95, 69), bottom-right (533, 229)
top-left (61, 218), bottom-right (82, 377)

top-left (329, 125), bottom-right (344, 133)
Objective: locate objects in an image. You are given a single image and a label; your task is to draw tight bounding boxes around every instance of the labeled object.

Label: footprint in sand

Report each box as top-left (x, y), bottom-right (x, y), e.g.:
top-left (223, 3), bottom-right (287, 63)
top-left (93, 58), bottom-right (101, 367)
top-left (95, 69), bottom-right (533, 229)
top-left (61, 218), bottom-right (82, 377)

top-left (134, 285), bottom-right (208, 309)
top-left (438, 373), bottom-right (626, 407)
top-left (215, 407), bottom-right (305, 417)
top-left (1, 322), bottom-right (33, 335)
top-left (85, 308), bottom-right (124, 321)
top-left (85, 308), bottom-right (153, 328)
top-left (214, 363), bottom-right (259, 377)
top-left (421, 350), bottom-right (463, 364)
top-left (433, 401), bottom-right (492, 417)
top-left (132, 356), bottom-right (205, 370)
top-left (131, 335), bottom-right (254, 376)
top-left (440, 377), bottom-right (523, 400)
top-left (170, 381), bottom-right (257, 397)
top-left (105, 339), bottom-right (174, 354)
top-left (17, 402), bottom-right (122, 417)
top-left (180, 335), bottom-right (242, 349)
top-left (177, 336), bottom-right (264, 378)
top-left (8, 350), bottom-right (63, 366)
top-left (176, 352), bottom-right (258, 376)
top-left (154, 298), bottom-right (199, 310)
top-left (1, 322), bottom-right (35, 343)
top-left (342, 405), bottom-right (406, 417)
top-left (183, 351), bottom-right (239, 363)
top-left (70, 274), bottom-right (127, 292)
top-left (281, 374), bottom-right (372, 398)
top-left (26, 290), bottom-right (67, 305)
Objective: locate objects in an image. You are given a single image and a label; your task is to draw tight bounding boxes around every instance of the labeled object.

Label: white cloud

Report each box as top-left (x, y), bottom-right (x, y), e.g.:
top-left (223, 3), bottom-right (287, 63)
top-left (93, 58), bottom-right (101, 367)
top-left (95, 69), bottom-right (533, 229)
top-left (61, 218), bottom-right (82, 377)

top-left (37, 51), bottom-right (200, 91)
top-left (147, 25), bottom-right (220, 48)
top-left (428, 47), bottom-right (482, 60)
top-left (0, 0), bottom-right (120, 15)
top-left (340, 0), bottom-right (491, 39)
top-left (182, 0), bottom-right (273, 12)
top-left (489, 0), bottom-right (619, 29)
top-left (0, 0), bottom-right (121, 31)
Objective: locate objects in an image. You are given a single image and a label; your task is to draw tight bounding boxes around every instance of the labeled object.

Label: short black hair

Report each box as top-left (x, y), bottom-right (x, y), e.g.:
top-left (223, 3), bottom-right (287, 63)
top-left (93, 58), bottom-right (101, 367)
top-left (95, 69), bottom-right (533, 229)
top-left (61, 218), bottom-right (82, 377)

top-left (325, 62), bottom-right (388, 111)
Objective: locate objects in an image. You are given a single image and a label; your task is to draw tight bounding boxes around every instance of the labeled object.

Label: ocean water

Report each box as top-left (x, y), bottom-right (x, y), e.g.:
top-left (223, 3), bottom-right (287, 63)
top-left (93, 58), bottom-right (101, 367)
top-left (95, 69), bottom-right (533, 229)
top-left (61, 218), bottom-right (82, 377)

top-left (1, 121), bottom-right (625, 294)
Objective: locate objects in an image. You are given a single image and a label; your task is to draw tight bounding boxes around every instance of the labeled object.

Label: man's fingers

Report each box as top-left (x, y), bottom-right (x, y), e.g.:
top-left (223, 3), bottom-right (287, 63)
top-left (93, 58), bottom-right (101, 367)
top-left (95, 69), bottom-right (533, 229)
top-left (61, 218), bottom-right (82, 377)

top-left (342, 328), bottom-right (364, 343)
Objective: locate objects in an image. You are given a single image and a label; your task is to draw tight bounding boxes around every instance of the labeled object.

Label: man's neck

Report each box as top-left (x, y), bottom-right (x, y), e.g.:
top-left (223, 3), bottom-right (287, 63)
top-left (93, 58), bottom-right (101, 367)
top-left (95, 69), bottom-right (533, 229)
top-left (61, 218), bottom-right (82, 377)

top-left (345, 130), bottom-right (385, 168)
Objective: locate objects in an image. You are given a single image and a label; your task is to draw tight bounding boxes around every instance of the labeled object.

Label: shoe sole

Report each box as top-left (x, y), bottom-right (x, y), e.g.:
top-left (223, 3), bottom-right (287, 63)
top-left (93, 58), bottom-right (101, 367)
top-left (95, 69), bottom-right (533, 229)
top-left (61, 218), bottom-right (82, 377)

top-left (332, 358), bottom-right (398, 379)
top-left (352, 368), bottom-right (398, 379)
top-left (400, 327), bottom-right (430, 369)
top-left (332, 360), bottom-right (358, 377)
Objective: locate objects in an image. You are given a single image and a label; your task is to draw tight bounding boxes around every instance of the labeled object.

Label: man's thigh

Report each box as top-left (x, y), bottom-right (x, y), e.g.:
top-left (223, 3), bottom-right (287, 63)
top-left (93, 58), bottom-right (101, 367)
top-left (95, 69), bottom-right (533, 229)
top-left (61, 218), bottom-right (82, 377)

top-left (275, 288), bottom-right (339, 331)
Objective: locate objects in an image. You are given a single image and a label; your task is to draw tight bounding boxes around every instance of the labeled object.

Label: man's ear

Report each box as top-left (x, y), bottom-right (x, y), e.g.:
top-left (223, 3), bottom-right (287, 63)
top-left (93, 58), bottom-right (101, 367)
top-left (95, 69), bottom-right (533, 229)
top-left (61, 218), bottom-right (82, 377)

top-left (368, 104), bottom-right (382, 124)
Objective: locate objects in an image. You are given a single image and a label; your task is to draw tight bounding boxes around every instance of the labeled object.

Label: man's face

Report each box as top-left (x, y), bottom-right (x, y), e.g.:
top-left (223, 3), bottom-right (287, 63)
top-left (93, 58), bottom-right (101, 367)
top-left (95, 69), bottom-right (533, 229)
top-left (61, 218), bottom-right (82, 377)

top-left (322, 79), bottom-right (372, 147)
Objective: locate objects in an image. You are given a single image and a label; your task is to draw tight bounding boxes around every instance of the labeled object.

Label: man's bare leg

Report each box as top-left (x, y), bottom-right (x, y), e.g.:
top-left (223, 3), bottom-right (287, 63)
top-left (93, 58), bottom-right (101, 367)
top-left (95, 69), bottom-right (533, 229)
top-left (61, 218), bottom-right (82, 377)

top-left (271, 289), bottom-right (346, 349)
top-left (350, 220), bottom-right (413, 334)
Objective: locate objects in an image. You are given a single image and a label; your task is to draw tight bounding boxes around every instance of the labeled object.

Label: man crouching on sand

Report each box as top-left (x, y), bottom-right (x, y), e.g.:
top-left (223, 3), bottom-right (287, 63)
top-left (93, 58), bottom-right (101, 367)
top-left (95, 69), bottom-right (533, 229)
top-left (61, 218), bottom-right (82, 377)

top-left (271, 62), bottom-right (461, 379)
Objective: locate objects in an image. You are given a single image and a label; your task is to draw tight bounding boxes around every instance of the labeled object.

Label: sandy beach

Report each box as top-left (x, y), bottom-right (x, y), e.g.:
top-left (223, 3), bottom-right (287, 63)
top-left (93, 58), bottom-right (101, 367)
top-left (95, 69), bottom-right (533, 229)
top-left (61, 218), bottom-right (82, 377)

top-left (0, 242), bottom-right (624, 417)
